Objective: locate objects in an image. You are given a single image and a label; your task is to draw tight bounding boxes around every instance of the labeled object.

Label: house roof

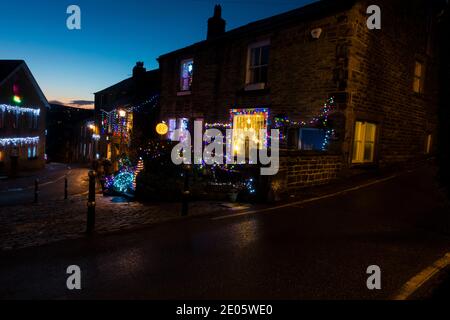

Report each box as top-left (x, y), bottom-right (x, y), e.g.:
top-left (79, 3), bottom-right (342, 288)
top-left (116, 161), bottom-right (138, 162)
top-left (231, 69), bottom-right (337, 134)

top-left (159, 0), bottom-right (356, 59)
top-left (94, 69), bottom-right (160, 95)
top-left (0, 60), bottom-right (25, 83)
top-left (0, 59), bottom-right (50, 108)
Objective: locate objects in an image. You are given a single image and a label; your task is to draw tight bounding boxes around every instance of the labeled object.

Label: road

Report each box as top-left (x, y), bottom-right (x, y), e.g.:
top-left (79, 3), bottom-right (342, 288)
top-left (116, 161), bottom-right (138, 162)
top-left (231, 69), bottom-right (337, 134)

top-left (1, 166), bottom-right (450, 299)
top-left (0, 163), bottom-right (90, 206)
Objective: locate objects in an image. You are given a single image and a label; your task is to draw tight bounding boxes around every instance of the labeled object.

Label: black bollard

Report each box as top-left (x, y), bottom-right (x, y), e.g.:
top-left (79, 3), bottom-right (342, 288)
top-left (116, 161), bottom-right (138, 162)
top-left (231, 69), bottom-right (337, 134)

top-left (86, 170), bottom-right (96, 234)
top-left (64, 176), bottom-right (68, 200)
top-left (34, 179), bottom-right (39, 203)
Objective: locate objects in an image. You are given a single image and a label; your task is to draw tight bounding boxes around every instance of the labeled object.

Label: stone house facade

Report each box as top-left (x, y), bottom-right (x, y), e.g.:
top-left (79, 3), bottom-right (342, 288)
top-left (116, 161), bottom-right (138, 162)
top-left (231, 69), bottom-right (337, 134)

top-left (157, 0), bottom-right (442, 193)
top-left (94, 62), bottom-right (160, 171)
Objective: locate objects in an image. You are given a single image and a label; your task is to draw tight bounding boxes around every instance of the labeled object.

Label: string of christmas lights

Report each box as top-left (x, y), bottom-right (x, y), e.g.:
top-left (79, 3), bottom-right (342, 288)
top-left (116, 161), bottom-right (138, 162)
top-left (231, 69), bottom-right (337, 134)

top-left (0, 104), bottom-right (40, 116)
top-left (0, 136), bottom-right (40, 147)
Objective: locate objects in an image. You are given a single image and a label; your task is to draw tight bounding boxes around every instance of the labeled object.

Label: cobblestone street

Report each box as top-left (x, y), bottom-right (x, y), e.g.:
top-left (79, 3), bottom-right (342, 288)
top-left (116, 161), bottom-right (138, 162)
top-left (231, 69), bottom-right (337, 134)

top-left (0, 194), bottom-right (251, 251)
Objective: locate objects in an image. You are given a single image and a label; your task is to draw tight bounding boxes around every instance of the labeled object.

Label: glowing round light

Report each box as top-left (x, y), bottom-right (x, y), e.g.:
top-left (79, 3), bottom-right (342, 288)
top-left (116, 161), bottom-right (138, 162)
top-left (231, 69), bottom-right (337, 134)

top-left (156, 122), bottom-right (169, 135)
top-left (13, 95), bottom-right (22, 104)
top-left (118, 110), bottom-right (126, 117)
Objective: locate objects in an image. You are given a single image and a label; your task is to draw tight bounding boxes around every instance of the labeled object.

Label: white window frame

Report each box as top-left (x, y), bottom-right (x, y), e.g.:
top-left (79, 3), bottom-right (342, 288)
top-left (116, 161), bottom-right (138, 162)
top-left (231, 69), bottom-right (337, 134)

top-left (352, 121), bottom-right (377, 164)
top-left (245, 40), bottom-right (270, 89)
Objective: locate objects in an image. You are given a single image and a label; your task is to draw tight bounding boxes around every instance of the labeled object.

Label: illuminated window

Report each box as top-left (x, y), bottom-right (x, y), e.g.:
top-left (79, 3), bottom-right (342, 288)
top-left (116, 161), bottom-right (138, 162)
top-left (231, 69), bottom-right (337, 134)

top-left (413, 61), bottom-right (424, 94)
top-left (107, 143), bottom-right (112, 159)
top-left (180, 59), bottom-right (194, 92)
top-left (299, 128), bottom-right (327, 151)
top-left (167, 118), bottom-right (189, 141)
top-left (0, 150), bottom-right (4, 162)
top-left (352, 121), bottom-right (377, 163)
top-left (168, 118), bottom-right (177, 140)
top-left (425, 134), bottom-right (432, 154)
top-left (27, 146), bottom-right (37, 159)
top-left (246, 41), bottom-right (270, 85)
top-left (232, 109), bottom-right (268, 153)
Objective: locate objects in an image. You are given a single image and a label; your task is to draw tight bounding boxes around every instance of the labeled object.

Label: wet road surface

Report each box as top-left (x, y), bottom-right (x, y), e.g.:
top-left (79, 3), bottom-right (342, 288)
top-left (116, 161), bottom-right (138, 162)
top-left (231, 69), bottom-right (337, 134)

top-left (1, 166), bottom-right (449, 299)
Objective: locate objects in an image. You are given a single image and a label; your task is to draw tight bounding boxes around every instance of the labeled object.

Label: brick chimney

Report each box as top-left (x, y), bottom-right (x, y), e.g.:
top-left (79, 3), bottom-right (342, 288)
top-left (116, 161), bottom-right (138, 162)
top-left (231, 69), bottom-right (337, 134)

top-left (207, 5), bottom-right (226, 40)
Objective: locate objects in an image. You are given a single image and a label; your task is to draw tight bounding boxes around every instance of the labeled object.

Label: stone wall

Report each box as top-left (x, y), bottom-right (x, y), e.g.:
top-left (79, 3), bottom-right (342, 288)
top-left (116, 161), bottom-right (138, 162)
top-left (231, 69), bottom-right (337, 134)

top-left (271, 152), bottom-right (343, 195)
top-left (343, 0), bottom-right (440, 167)
top-left (158, 5), bottom-right (354, 124)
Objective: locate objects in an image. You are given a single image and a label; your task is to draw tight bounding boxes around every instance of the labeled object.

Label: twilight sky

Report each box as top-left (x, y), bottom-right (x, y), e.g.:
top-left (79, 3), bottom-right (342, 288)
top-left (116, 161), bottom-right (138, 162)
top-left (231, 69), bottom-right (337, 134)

top-left (0, 0), bottom-right (315, 109)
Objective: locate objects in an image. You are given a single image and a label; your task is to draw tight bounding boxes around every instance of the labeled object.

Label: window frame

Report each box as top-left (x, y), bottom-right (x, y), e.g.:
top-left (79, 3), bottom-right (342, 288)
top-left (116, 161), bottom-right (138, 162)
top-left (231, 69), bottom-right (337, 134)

top-left (413, 60), bottom-right (425, 94)
top-left (299, 127), bottom-right (327, 151)
top-left (352, 121), bottom-right (378, 164)
top-left (27, 145), bottom-right (38, 160)
top-left (245, 40), bottom-right (270, 88)
top-left (179, 58), bottom-right (194, 93)
top-left (425, 133), bottom-right (432, 155)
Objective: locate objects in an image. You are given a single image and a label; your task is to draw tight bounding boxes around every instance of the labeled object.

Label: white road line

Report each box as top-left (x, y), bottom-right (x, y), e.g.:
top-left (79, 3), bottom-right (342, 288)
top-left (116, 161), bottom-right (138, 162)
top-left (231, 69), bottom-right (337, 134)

top-left (212, 175), bottom-right (397, 221)
top-left (0, 170), bottom-right (72, 193)
top-left (393, 252), bottom-right (450, 300)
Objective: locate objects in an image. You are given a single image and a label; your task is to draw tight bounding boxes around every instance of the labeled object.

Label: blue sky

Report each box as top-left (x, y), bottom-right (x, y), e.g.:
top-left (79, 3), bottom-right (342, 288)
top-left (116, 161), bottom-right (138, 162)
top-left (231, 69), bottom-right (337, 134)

top-left (0, 0), bottom-right (315, 108)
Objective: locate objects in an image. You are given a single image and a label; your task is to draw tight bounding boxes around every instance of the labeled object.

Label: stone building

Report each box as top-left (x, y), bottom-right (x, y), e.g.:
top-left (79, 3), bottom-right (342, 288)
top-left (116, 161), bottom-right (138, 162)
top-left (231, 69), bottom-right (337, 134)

top-left (157, 0), bottom-right (443, 194)
top-left (94, 62), bottom-right (160, 171)
top-left (0, 60), bottom-right (48, 177)
top-left (46, 103), bottom-right (94, 163)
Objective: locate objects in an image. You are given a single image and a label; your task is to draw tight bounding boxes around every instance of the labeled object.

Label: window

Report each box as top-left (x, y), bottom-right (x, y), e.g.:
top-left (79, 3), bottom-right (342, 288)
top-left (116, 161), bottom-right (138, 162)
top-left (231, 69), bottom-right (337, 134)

top-left (246, 41), bottom-right (270, 86)
top-left (413, 61), bottom-right (424, 94)
top-left (28, 146), bottom-right (37, 159)
top-left (167, 118), bottom-right (189, 141)
top-left (352, 121), bottom-right (377, 163)
top-left (232, 109), bottom-right (268, 153)
top-left (425, 134), bottom-right (432, 154)
top-left (0, 150), bottom-right (4, 162)
top-left (180, 59), bottom-right (194, 92)
top-left (168, 118), bottom-right (177, 141)
top-left (299, 128), bottom-right (327, 151)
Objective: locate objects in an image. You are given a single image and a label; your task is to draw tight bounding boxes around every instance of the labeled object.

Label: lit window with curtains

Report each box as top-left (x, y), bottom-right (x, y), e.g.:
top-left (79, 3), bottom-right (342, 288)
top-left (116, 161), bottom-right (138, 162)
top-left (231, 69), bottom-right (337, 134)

top-left (180, 59), bottom-right (194, 92)
top-left (232, 109), bottom-right (268, 153)
top-left (246, 40), bottom-right (270, 85)
top-left (352, 121), bottom-right (377, 163)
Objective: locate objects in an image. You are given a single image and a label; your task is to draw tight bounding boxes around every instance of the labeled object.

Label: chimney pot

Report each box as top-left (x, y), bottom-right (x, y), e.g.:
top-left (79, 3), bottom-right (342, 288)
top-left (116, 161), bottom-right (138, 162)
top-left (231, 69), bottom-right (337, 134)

top-left (207, 4), bottom-right (226, 40)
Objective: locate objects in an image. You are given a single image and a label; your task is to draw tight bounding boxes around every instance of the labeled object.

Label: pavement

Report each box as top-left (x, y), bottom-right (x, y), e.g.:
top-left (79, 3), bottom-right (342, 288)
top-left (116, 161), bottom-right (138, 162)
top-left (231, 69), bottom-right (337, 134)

top-left (0, 164), bottom-right (450, 299)
top-left (0, 194), bottom-right (252, 251)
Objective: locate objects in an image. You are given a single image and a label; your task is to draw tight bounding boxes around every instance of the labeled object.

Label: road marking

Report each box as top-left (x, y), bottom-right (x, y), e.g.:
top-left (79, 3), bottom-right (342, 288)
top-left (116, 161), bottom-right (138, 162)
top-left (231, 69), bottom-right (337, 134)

top-left (0, 169), bottom-right (72, 193)
top-left (393, 252), bottom-right (450, 300)
top-left (212, 175), bottom-right (397, 221)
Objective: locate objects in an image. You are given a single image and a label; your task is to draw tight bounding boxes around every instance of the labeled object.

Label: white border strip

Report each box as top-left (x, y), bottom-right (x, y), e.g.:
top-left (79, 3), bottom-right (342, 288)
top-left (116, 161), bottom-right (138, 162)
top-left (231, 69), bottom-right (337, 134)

top-left (393, 253), bottom-right (450, 300)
